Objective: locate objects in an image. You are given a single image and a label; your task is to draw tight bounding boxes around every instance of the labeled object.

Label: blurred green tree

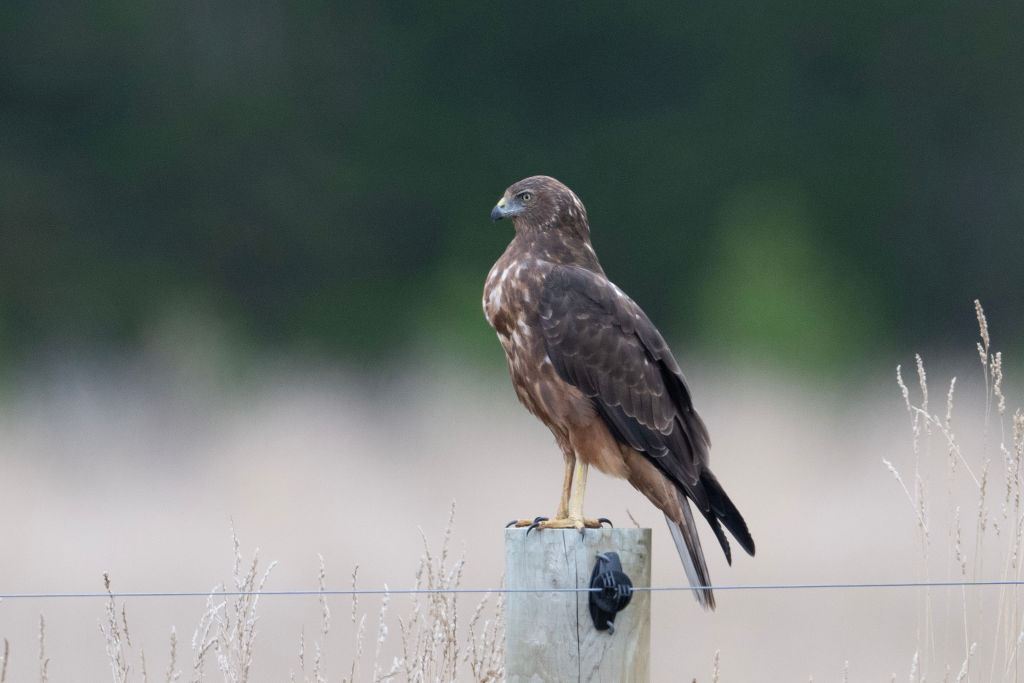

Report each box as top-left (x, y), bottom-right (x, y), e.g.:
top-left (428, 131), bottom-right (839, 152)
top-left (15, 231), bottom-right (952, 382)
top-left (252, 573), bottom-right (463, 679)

top-left (2, 1), bottom-right (1021, 370)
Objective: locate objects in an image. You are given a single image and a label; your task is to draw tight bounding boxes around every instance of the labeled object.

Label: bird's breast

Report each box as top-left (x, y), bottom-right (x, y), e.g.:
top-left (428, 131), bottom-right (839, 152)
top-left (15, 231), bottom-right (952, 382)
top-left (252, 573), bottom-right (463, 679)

top-left (483, 255), bottom-right (543, 337)
top-left (483, 255), bottom-right (573, 423)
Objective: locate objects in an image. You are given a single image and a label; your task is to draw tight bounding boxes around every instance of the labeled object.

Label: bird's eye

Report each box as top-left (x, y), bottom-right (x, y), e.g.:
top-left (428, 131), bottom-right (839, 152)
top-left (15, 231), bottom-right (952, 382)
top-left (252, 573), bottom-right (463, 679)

top-left (518, 192), bottom-right (532, 202)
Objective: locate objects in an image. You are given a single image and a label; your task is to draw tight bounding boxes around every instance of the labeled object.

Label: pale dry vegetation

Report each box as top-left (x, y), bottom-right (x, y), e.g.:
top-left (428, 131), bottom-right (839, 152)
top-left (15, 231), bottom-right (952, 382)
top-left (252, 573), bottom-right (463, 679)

top-left (0, 505), bottom-right (504, 683)
top-left (886, 301), bottom-right (1024, 682)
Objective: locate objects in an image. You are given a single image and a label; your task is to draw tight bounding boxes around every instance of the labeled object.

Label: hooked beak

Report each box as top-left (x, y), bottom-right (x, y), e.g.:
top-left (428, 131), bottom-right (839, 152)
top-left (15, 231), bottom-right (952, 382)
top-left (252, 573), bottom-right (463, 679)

top-left (490, 202), bottom-right (507, 222)
top-left (490, 195), bottom-right (522, 222)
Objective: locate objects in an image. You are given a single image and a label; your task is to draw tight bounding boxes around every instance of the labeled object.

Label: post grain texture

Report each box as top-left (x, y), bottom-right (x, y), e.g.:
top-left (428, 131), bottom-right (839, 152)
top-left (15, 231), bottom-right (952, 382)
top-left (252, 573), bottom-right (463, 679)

top-left (505, 527), bottom-right (651, 682)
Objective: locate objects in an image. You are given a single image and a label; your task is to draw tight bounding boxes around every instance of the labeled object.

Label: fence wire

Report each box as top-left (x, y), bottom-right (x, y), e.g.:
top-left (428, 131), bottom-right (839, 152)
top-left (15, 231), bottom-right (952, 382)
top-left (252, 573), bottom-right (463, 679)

top-left (2, 579), bottom-right (1024, 600)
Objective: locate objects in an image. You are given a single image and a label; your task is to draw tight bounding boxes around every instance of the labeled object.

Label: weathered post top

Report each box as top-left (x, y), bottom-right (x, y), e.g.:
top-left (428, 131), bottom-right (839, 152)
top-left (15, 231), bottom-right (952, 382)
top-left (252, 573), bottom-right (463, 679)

top-left (505, 527), bottom-right (652, 682)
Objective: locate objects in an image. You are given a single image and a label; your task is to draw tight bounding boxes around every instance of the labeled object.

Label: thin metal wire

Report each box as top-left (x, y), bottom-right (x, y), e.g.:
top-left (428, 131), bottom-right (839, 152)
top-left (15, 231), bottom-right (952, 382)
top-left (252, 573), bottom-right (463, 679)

top-left (2, 579), bottom-right (1024, 600)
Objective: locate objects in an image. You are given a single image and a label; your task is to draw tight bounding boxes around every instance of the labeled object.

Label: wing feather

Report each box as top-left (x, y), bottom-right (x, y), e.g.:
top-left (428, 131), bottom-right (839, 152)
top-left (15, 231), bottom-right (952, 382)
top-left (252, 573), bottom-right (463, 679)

top-left (540, 266), bottom-right (706, 486)
top-left (539, 265), bottom-right (754, 561)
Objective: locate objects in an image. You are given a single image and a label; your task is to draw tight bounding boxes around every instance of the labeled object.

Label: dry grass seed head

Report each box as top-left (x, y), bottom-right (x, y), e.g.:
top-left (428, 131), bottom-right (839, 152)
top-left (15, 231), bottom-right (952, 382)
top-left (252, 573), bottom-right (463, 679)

top-left (345, 613), bottom-right (367, 683)
top-left (166, 627), bottom-right (180, 683)
top-left (317, 554), bottom-right (330, 638)
top-left (308, 554), bottom-right (330, 683)
top-left (38, 614), bottom-right (49, 683)
top-left (350, 565), bottom-right (359, 626)
top-left (190, 592), bottom-right (225, 680)
top-left (954, 507), bottom-right (967, 575)
top-left (992, 352), bottom-right (1005, 416)
top-left (100, 574), bottom-right (130, 683)
top-left (898, 365), bottom-right (911, 410)
top-left (371, 585), bottom-right (390, 681)
top-left (916, 354), bottom-right (929, 418)
top-left (945, 378), bottom-right (957, 427)
top-left (975, 299), bottom-right (989, 365)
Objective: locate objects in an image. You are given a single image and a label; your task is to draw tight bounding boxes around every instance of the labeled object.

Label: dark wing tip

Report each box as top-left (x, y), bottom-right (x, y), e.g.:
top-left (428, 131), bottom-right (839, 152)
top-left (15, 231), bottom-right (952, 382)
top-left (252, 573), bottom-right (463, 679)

top-left (701, 470), bottom-right (755, 558)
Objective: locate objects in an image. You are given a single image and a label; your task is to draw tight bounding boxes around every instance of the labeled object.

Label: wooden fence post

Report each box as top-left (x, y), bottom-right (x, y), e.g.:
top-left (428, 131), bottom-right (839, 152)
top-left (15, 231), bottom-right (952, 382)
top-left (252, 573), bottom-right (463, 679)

top-left (505, 527), bottom-right (651, 682)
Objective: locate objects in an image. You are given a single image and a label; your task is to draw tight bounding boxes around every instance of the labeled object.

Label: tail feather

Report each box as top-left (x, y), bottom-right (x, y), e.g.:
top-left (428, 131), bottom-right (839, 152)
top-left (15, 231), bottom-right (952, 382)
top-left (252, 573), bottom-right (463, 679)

top-left (665, 492), bottom-right (716, 610)
top-left (702, 511), bottom-right (733, 565)
top-left (700, 470), bottom-right (755, 557)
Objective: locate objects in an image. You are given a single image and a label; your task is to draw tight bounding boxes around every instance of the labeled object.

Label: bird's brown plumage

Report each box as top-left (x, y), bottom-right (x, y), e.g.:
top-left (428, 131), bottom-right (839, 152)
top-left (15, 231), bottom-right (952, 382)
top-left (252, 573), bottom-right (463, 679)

top-left (483, 175), bottom-right (754, 609)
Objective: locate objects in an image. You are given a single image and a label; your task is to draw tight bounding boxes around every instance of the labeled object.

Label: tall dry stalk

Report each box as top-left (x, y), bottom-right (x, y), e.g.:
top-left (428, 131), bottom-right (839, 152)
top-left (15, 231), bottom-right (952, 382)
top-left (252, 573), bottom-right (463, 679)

top-left (100, 573), bottom-right (132, 683)
top-left (291, 553), bottom-right (331, 683)
top-left (342, 501), bottom-right (505, 682)
top-left (887, 301), bottom-right (1024, 682)
top-left (463, 584), bottom-right (504, 683)
top-left (38, 615), bottom-right (48, 683)
top-left (397, 501), bottom-right (465, 681)
top-left (166, 629), bottom-right (180, 683)
top-left (190, 524), bottom-right (276, 683)
top-left (66, 507), bottom-right (502, 681)
top-left (101, 573), bottom-right (180, 683)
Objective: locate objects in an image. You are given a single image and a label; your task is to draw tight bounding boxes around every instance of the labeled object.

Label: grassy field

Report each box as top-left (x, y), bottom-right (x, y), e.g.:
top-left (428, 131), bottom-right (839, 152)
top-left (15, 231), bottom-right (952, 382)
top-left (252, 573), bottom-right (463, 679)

top-left (0, 306), bottom-right (1021, 681)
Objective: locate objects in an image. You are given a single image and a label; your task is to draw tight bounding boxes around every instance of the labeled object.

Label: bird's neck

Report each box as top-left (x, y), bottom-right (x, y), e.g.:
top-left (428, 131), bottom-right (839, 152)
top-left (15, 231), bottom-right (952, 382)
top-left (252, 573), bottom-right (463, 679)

top-left (513, 230), bottom-right (604, 273)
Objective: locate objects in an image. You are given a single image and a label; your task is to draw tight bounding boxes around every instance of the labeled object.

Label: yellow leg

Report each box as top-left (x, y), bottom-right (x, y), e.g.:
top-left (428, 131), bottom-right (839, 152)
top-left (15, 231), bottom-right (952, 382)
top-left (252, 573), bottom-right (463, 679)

top-left (569, 460), bottom-right (588, 523)
top-left (508, 459), bottom-right (608, 533)
top-left (555, 454), bottom-right (575, 519)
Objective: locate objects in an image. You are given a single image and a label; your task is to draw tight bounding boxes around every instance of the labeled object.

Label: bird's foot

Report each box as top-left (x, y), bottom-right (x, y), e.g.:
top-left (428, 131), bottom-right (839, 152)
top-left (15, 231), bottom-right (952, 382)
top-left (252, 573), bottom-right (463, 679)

top-left (505, 516), bottom-right (613, 534)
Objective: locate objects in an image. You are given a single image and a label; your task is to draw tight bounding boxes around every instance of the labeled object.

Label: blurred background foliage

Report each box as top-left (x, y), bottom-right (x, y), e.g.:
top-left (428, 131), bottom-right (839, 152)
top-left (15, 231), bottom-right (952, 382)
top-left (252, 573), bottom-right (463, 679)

top-left (2, 1), bottom-right (1022, 374)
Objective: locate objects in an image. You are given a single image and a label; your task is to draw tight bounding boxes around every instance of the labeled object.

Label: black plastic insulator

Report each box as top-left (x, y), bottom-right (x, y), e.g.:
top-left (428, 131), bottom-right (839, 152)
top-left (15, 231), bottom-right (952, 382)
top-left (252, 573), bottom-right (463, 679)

top-left (588, 552), bottom-right (633, 634)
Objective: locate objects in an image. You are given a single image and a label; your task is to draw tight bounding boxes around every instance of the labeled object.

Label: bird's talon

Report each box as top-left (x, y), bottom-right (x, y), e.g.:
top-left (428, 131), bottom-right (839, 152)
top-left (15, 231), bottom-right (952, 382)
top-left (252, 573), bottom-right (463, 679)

top-left (511, 516), bottom-right (607, 533)
top-left (526, 517), bottom-right (549, 535)
top-left (598, 517), bottom-right (613, 528)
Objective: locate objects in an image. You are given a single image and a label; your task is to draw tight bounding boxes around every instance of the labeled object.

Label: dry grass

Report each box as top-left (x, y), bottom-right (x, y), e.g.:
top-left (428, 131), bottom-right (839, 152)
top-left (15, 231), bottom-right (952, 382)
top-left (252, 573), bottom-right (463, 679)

top-left (37, 616), bottom-right (48, 683)
top-left (342, 502), bottom-right (504, 683)
top-left (81, 505), bottom-right (503, 683)
top-left (886, 301), bottom-right (1024, 682)
top-left (291, 553), bottom-right (330, 683)
top-left (96, 527), bottom-right (278, 683)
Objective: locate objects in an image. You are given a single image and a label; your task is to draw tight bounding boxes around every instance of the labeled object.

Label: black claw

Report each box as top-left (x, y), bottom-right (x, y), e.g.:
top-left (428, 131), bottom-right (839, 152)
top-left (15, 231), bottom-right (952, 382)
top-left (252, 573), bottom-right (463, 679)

top-left (505, 520), bottom-right (518, 528)
top-left (598, 517), bottom-right (614, 528)
top-left (526, 516), bottom-right (549, 535)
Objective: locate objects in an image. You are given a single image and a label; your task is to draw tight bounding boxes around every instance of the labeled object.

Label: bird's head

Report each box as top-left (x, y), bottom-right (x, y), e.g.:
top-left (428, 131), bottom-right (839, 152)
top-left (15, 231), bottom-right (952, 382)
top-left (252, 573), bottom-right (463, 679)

top-left (490, 176), bottom-right (589, 238)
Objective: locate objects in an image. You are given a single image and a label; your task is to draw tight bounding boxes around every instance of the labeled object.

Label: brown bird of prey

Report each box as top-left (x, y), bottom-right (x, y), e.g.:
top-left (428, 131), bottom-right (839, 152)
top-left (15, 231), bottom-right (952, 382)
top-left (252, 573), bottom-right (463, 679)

top-left (483, 175), bottom-right (754, 609)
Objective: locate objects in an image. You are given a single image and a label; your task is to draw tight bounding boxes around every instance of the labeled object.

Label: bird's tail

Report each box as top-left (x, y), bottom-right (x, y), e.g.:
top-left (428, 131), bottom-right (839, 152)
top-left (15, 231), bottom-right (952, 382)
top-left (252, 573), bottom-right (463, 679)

top-left (665, 491), bottom-right (716, 610)
top-left (697, 469), bottom-right (756, 565)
